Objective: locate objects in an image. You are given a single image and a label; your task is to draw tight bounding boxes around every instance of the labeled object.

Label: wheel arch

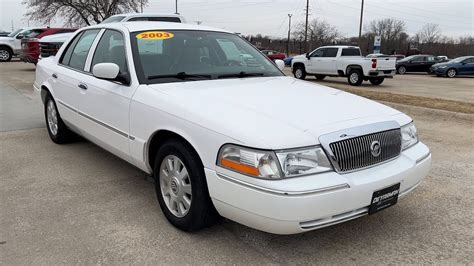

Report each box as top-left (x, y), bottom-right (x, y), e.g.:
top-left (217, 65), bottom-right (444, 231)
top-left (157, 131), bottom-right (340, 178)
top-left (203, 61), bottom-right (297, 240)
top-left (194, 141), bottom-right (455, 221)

top-left (345, 64), bottom-right (362, 75)
top-left (292, 62), bottom-right (305, 71)
top-left (146, 129), bottom-right (204, 174)
top-left (0, 44), bottom-right (14, 53)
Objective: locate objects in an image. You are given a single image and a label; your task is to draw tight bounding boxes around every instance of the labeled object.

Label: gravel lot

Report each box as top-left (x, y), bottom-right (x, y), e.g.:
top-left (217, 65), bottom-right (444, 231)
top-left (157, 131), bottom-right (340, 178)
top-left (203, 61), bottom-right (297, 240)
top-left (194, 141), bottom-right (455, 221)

top-left (1, 62), bottom-right (473, 264)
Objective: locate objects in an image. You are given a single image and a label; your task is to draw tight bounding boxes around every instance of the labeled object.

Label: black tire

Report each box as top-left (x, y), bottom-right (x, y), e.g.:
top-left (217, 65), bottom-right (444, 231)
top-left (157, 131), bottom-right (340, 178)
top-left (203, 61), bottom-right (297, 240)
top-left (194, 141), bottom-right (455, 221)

top-left (397, 66), bottom-right (406, 75)
top-left (44, 94), bottom-right (75, 144)
top-left (154, 139), bottom-right (219, 232)
top-left (347, 69), bottom-right (363, 86)
top-left (315, 74), bottom-right (326, 80)
top-left (0, 46), bottom-right (13, 62)
top-left (369, 77), bottom-right (385, 85)
top-left (293, 65), bottom-right (306, 80)
top-left (446, 68), bottom-right (457, 78)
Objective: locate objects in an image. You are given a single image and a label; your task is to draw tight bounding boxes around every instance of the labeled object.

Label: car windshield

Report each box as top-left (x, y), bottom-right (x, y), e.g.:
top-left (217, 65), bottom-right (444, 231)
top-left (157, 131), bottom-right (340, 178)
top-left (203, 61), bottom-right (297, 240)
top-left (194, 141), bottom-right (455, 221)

top-left (131, 30), bottom-right (283, 84)
top-left (7, 28), bottom-right (23, 37)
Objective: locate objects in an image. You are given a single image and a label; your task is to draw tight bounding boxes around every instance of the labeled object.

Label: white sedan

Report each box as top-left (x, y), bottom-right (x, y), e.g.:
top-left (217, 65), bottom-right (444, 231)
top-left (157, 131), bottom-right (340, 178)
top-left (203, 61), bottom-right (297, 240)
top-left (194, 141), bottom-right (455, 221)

top-left (34, 22), bottom-right (431, 234)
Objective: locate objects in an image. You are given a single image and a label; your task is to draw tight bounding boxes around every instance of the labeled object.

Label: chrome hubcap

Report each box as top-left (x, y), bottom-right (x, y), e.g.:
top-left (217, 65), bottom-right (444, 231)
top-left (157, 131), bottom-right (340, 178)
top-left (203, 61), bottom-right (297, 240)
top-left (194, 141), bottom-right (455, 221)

top-left (160, 155), bottom-right (192, 218)
top-left (350, 72), bottom-right (359, 83)
top-left (0, 50), bottom-right (9, 61)
top-left (447, 69), bottom-right (456, 77)
top-left (46, 100), bottom-right (58, 135)
top-left (398, 67), bottom-right (406, 74)
top-left (295, 69), bottom-right (303, 78)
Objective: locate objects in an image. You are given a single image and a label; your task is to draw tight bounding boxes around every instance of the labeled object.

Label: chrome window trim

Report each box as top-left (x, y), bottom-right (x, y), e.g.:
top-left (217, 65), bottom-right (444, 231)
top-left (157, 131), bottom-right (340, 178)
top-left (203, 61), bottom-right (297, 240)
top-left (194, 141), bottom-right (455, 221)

top-left (84, 29), bottom-right (106, 72)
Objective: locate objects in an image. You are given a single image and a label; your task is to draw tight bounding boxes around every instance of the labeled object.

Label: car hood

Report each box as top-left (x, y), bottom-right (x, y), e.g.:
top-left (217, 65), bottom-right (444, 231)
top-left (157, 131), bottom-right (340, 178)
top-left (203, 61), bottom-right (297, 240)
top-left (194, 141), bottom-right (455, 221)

top-left (432, 62), bottom-right (452, 68)
top-left (0, 36), bottom-right (14, 42)
top-left (39, 32), bottom-right (74, 43)
top-left (145, 76), bottom-right (409, 149)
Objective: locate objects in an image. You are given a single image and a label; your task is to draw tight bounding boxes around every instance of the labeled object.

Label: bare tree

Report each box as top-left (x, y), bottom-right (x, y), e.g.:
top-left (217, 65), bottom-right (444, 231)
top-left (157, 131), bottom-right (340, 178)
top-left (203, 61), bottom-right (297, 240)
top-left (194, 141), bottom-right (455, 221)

top-left (365, 18), bottom-right (407, 54)
top-left (417, 23), bottom-right (442, 44)
top-left (22, 0), bottom-right (149, 26)
top-left (293, 19), bottom-right (341, 51)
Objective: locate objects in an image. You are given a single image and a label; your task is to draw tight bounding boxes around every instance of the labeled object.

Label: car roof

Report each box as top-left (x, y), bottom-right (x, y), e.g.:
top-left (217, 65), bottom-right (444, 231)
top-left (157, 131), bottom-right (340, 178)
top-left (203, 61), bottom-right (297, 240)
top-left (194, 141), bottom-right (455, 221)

top-left (109, 13), bottom-right (186, 22)
top-left (85, 22), bottom-right (233, 34)
top-left (319, 45), bottom-right (359, 49)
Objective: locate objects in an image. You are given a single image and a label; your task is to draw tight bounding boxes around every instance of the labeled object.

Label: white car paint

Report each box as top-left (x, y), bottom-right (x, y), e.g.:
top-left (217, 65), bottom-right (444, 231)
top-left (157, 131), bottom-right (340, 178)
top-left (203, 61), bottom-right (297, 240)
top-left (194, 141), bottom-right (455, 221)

top-left (34, 22), bottom-right (431, 234)
top-left (292, 46), bottom-right (396, 84)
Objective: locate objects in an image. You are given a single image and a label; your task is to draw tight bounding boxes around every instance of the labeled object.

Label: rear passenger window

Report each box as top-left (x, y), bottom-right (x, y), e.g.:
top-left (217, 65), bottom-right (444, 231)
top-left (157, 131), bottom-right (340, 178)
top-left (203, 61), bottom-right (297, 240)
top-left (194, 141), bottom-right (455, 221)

top-left (66, 30), bottom-right (100, 71)
top-left (91, 30), bottom-right (128, 74)
top-left (341, 48), bottom-right (361, 56)
top-left (323, 48), bottom-right (338, 57)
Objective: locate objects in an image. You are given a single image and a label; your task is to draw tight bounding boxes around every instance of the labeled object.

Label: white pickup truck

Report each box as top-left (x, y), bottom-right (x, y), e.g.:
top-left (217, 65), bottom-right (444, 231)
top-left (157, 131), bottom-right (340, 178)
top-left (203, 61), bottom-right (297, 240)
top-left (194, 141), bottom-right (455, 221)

top-left (291, 46), bottom-right (396, 86)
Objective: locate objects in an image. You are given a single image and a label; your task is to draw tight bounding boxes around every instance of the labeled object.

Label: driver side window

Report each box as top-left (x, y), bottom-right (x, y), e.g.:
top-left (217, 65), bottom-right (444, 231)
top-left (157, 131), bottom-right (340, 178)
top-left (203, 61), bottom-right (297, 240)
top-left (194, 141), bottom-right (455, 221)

top-left (90, 29), bottom-right (128, 75)
top-left (311, 48), bottom-right (325, 57)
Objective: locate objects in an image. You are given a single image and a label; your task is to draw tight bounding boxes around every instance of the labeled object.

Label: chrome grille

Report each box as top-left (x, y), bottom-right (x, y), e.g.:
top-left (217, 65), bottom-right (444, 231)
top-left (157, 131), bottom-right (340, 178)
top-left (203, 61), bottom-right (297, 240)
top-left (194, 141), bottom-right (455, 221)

top-left (39, 42), bottom-right (62, 58)
top-left (328, 129), bottom-right (401, 172)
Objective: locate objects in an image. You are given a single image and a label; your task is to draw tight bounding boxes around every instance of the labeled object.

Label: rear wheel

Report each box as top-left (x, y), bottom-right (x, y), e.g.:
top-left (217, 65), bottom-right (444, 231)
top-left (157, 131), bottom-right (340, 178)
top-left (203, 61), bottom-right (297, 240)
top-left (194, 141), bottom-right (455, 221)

top-left (0, 46), bottom-right (13, 62)
top-left (315, 74), bottom-right (326, 80)
top-left (293, 65), bottom-right (306, 80)
top-left (397, 66), bottom-right (406, 75)
top-left (369, 77), bottom-right (385, 85)
top-left (44, 94), bottom-right (75, 144)
top-left (154, 139), bottom-right (219, 232)
top-left (347, 69), bottom-right (363, 86)
top-left (446, 68), bottom-right (457, 78)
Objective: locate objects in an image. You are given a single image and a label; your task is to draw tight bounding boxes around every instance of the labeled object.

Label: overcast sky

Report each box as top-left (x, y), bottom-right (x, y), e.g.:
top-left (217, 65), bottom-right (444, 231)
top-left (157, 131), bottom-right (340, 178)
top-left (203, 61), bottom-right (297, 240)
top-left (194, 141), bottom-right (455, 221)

top-left (1, 0), bottom-right (473, 38)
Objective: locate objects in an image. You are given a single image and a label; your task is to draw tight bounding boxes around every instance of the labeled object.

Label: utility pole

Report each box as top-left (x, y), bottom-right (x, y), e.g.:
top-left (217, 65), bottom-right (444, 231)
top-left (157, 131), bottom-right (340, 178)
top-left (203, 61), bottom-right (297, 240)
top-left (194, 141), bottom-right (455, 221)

top-left (175, 0), bottom-right (179, 14)
top-left (304, 0), bottom-right (309, 52)
top-left (358, 0), bottom-right (364, 47)
top-left (287, 14), bottom-right (292, 56)
top-left (11, 20), bottom-right (14, 31)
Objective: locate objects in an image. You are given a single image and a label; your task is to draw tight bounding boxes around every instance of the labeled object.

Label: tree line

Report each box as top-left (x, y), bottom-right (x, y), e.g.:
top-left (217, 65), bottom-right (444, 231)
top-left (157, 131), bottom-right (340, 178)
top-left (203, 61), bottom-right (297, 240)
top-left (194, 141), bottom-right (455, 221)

top-left (247, 18), bottom-right (473, 58)
top-left (22, 1), bottom-right (472, 58)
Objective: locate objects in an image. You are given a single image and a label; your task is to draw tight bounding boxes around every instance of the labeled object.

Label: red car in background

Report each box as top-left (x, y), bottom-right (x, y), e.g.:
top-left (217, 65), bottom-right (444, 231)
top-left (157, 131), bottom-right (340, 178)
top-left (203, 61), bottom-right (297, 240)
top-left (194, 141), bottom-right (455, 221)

top-left (20, 28), bottom-right (76, 65)
top-left (261, 50), bottom-right (286, 61)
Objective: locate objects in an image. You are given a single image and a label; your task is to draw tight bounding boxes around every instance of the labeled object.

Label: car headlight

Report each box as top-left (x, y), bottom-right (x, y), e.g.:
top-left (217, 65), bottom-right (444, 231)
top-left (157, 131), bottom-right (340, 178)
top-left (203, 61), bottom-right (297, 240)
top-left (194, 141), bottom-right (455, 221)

top-left (401, 122), bottom-right (418, 150)
top-left (217, 144), bottom-right (333, 179)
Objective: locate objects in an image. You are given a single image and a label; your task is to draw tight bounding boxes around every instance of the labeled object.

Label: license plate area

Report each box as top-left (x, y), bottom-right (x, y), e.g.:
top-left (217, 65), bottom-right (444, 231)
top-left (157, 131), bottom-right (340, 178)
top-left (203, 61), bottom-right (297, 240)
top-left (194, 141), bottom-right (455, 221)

top-left (369, 183), bottom-right (400, 215)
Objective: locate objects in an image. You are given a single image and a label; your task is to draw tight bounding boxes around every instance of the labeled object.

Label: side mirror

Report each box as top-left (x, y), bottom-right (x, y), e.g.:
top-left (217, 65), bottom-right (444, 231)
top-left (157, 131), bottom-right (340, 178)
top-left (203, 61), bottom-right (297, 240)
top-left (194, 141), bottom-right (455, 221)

top-left (306, 52), bottom-right (310, 59)
top-left (275, 59), bottom-right (285, 71)
top-left (92, 63), bottom-right (120, 80)
top-left (16, 34), bottom-right (24, 39)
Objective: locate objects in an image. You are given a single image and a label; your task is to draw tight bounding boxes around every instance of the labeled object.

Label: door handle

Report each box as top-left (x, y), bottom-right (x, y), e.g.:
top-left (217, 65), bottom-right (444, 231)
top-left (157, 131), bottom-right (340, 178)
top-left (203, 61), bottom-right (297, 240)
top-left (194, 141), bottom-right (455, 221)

top-left (52, 73), bottom-right (58, 79)
top-left (78, 83), bottom-right (88, 90)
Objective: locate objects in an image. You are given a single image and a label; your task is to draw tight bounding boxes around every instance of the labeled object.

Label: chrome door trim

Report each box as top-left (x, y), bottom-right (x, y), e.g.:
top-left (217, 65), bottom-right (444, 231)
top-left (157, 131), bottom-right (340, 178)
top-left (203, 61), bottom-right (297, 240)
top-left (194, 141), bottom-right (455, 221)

top-left (57, 100), bottom-right (135, 140)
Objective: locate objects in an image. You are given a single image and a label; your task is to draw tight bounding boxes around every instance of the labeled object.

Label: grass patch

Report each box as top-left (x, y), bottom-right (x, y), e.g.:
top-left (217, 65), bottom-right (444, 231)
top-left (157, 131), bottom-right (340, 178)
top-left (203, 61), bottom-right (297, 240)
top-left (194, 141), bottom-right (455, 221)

top-left (342, 88), bottom-right (474, 114)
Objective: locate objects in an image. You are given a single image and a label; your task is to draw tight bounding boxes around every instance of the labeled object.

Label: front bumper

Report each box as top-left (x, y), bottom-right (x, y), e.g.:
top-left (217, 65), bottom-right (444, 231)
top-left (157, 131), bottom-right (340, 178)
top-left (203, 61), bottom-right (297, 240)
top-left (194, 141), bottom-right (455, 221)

top-left (206, 142), bottom-right (431, 234)
top-left (430, 67), bottom-right (447, 75)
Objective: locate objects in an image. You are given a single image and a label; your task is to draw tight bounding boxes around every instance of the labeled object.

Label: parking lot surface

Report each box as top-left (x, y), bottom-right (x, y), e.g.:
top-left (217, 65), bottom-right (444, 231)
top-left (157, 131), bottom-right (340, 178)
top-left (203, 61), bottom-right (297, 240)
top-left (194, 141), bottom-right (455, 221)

top-left (1, 62), bottom-right (473, 264)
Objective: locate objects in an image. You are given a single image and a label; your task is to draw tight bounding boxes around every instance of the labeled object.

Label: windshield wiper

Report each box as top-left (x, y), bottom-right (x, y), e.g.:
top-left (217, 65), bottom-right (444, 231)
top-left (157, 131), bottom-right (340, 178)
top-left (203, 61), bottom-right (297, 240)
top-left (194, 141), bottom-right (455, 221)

top-left (147, 72), bottom-right (213, 80)
top-left (218, 71), bottom-right (265, 79)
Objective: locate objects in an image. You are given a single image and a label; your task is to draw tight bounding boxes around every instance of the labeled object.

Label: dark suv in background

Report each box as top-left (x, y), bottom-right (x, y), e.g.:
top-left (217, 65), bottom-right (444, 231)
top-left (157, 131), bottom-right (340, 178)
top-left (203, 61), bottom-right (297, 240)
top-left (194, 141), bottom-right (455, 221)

top-left (396, 55), bottom-right (445, 74)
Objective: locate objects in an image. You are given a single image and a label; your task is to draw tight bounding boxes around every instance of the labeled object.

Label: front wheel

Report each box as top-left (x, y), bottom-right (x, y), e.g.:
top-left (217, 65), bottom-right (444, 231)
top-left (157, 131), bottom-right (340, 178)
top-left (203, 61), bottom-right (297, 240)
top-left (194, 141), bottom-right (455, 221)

top-left (347, 69), bottom-right (363, 86)
top-left (44, 94), bottom-right (75, 144)
top-left (154, 139), bottom-right (219, 232)
top-left (446, 68), bottom-right (457, 78)
top-left (0, 47), bottom-right (13, 62)
top-left (369, 77), bottom-right (385, 85)
top-left (293, 65), bottom-right (306, 80)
